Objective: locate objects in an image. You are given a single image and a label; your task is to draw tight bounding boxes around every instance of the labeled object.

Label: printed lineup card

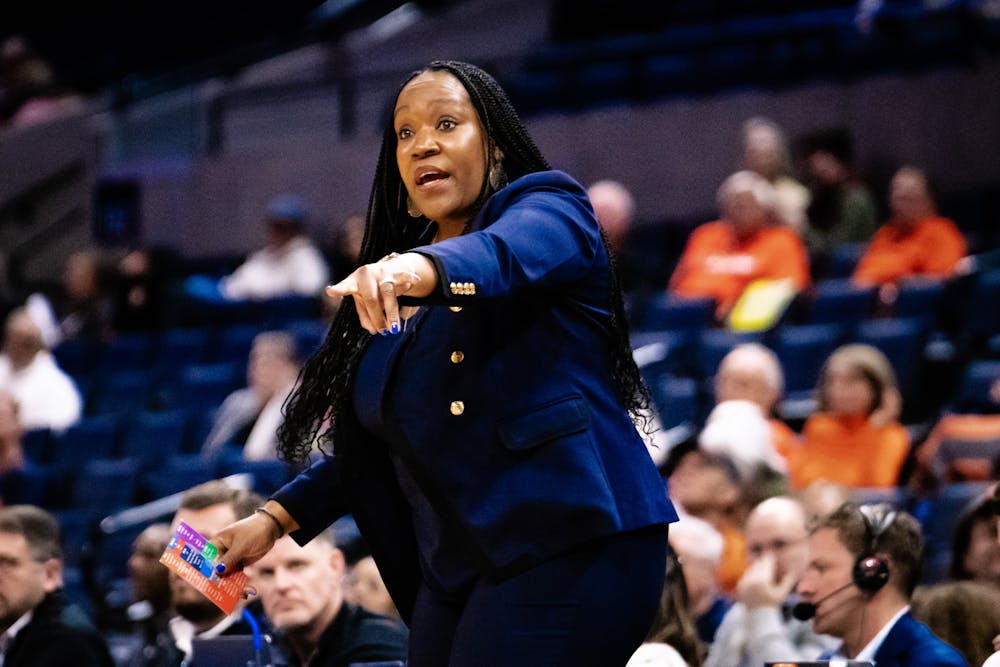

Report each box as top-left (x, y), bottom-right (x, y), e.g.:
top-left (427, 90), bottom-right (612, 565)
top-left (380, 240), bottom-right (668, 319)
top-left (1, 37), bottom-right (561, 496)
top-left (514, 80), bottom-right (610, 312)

top-left (160, 521), bottom-right (248, 614)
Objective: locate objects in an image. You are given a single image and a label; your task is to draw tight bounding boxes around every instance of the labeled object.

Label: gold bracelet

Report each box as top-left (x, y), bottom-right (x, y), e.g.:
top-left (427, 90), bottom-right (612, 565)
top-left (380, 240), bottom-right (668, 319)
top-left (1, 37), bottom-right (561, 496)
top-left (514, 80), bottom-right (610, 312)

top-left (255, 507), bottom-right (285, 539)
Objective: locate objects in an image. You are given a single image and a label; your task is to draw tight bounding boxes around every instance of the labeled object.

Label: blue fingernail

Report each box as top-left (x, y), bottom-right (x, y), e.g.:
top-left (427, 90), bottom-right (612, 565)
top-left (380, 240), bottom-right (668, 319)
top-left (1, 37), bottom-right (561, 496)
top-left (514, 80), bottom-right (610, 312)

top-left (216, 563), bottom-right (226, 574)
top-left (390, 322), bottom-right (399, 334)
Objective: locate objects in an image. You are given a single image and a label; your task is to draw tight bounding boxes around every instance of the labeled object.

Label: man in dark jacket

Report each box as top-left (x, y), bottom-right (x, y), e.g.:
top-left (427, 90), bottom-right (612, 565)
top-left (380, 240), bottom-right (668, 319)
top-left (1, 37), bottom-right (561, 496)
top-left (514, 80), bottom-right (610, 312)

top-left (0, 504), bottom-right (114, 666)
top-left (248, 528), bottom-right (408, 666)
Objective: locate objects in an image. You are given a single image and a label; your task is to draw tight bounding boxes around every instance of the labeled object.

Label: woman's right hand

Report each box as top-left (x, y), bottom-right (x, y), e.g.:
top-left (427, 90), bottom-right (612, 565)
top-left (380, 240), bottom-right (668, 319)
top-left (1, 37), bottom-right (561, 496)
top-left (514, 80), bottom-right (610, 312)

top-left (214, 502), bottom-right (297, 576)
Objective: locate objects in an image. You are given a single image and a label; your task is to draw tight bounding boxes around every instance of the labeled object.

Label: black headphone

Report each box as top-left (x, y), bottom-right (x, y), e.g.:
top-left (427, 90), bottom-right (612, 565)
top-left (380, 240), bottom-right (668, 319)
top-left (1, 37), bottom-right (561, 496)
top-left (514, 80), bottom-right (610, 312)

top-left (852, 504), bottom-right (896, 594)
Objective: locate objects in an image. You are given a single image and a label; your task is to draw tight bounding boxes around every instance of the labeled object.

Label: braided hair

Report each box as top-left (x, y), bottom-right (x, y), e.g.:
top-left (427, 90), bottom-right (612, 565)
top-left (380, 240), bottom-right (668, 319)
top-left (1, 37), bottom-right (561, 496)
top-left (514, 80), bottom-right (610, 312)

top-left (277, 60), bottom-right (650, 463)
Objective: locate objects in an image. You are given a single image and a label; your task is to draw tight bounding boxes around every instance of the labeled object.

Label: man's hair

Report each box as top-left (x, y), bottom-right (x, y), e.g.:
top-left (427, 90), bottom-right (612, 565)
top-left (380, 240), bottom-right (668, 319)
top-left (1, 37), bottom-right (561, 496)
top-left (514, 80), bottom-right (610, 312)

top-left (813, 502), bottom-right (924, 597)
top-left (252, 331), bottom-right (299, 365)
top-left (719, 342), bottom-right (785, 398)
top-left (178, 480), bottom-right (263, 520)
top-left (0, 504), bottom-right (62, 561)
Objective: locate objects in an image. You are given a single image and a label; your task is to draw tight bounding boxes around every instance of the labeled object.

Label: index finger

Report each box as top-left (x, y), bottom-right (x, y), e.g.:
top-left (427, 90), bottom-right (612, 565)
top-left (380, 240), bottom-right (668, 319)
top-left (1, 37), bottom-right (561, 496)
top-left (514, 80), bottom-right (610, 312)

top-left (380, 279), bottom-right (401, 334)
top-left (326, 275), bottom-right (359, 298)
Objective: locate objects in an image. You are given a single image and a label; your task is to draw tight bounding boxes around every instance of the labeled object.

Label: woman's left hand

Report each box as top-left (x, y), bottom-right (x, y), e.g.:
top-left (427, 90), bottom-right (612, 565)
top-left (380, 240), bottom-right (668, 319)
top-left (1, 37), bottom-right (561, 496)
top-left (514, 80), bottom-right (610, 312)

top-left (326, 252), bottom-right (435, 334)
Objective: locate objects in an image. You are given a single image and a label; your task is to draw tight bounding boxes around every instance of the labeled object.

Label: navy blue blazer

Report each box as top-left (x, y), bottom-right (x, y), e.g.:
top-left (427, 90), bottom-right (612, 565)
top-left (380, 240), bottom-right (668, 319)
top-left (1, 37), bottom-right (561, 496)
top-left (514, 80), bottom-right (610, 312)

top-left (871, 612), bottom-right (968, 667)
top-left (272, 170), bottom-right (677, 621)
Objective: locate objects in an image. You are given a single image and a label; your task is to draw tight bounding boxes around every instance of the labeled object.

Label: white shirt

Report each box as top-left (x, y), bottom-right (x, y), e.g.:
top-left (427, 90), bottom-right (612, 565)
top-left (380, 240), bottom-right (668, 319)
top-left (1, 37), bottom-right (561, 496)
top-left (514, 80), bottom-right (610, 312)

top-left (168, 609), bottom-right (244, 659)
top-left (983, 650), bottom-right (1000, 667)
top-left (242, 382), bottom-right (295, 461)
top-left (832, 604), bottom-right (910, 663)
top-left (220, 236), bottom-right (329, 300)
top-left (0, 351), bottom-right (82, 431)
top-left (0, 610), bottom-right (34, 666)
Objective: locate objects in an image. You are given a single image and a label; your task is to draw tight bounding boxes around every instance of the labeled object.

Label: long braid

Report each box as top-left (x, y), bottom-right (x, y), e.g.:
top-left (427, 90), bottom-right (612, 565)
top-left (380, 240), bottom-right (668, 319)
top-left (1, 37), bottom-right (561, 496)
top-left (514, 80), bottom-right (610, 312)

top-left (277, 60), bottom-right (650, 463)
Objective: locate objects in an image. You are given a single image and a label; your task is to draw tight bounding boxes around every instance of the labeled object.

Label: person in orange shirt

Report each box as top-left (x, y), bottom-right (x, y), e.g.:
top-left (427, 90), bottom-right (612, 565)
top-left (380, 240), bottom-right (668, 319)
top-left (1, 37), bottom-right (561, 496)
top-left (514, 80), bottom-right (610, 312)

top-left (792, 344), bottom-right (910, 489)
top-left (853, 166), bottom-right (967, 288)
top-left (714, 343), bottom-right (798, 467)
top-left (670, 170), bottom-right (811, 318)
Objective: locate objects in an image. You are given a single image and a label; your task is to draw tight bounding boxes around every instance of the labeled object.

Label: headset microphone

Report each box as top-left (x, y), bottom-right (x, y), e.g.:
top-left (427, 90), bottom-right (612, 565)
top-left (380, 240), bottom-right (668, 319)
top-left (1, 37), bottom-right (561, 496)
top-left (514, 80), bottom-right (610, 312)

top-left (791, 581), bottom-right (855, 621)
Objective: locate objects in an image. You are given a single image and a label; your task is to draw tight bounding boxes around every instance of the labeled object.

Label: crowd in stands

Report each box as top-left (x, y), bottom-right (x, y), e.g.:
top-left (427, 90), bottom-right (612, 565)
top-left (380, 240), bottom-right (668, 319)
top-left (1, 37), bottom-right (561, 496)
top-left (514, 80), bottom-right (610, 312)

top-left (1, 99), bottom-right (1000, 665)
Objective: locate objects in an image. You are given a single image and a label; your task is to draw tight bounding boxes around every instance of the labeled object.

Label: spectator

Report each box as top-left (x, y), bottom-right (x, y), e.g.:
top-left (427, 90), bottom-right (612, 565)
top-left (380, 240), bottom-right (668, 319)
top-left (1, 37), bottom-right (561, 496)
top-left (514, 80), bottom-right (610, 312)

top-left (795, 503), bottom-right (968, 666)
top-left (911, 581), bottom-right (1000, 667)
top-left (218, 194), bottom-right (330, 301)
top-left (669, 170), bottom-right (811, 319)
top-left (25, 250), bottom-right (115, 347)
top-left (0, 504), bottom-right (114, 666)
top-left (631, 549), bottom-right (705, 667)
top-left (792, 344), bottom-right (910, 489)
top-left (741, 117), bottom-right (810, 232)
top-left (588, 179), bottom-right (642, 292)
top-left (798, 127), bottom-right (879, 259)
top-left (127, 523), bottom-right (173, 624)
top-left (0, 307), bottom-right (82, 431)
top-left (201, 331), bottom-right (301, 462)
top-left (328, 213), bottom-right (366, 283)
top-left (698, 399), bottom-right (788, 510)
top-left (0, 390), bottom-right (25, 477)
top-left (910, 374), bottom-right (1000, 492)
top-left (714, 343), bottom-right (798, 467)
top-left (949, 492), bottom-right (1000, 588)
top-left (344, 555), bottom-right (400, 623)
top-left (853, 166), bottom-right (967, 291)
top-left (985, 483), bottom-right (1000, 667)
top-left (668, 514), bottom-right (732, 646)
top-left (0, 36), bottom-right (84, 130)
top-left (248, 529), bottom-right (408, 667)
top-left (130, 481), bottom-right (265, 667)
top-left (703, 496), bottom-right (838, 667)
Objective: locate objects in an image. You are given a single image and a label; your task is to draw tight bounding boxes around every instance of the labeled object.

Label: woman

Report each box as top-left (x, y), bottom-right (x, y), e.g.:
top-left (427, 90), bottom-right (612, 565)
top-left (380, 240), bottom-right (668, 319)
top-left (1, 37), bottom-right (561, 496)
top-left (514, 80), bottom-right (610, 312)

top-left (214, 60), bottom-right (677, 665)
top-left (789, 344), bottom-right (910, 489)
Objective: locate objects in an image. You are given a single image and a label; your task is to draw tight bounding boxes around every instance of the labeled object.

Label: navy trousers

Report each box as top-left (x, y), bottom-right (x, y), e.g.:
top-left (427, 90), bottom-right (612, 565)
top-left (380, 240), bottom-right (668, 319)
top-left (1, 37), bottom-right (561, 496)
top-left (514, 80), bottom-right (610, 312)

top-left (407, 526), bottom-right (668, 667)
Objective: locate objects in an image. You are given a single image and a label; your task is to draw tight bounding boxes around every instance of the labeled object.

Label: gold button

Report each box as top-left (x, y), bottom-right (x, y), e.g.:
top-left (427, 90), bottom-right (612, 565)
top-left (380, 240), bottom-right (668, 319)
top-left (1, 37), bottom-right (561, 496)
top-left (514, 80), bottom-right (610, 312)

top-left (450, 351), bottom-right (465, 364)
top-left (449, 306), bottom-right (463, 312)
top-left (449, 282), bottom-right (458, 294)
top-left (450, 401), bottom-right (465, 415)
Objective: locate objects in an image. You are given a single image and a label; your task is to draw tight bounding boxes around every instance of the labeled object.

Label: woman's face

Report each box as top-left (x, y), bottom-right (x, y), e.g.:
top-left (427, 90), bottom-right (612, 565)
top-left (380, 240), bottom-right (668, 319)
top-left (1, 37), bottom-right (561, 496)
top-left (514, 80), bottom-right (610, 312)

top-left (394, 70), bottom-right (488, 232)
top-left (824, 357), bottom-right (877, 416)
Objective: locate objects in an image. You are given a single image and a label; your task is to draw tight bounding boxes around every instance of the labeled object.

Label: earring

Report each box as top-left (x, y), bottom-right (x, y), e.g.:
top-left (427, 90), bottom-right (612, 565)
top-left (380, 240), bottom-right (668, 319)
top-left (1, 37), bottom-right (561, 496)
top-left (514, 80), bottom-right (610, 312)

top-left (489, 162), bottom-right (508, 191)
top-left (406, 195), bottom-right (422, 218)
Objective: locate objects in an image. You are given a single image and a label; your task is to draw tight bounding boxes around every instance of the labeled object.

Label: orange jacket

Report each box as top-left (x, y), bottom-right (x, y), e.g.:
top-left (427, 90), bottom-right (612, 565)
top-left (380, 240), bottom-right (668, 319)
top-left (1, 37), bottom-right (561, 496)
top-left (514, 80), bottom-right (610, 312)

top-left (853, 216), bottom-right (966, 286)
top-left (670, 222), bottom-right (811, 315)
top-left (791, 413), bottom-right (910, 489)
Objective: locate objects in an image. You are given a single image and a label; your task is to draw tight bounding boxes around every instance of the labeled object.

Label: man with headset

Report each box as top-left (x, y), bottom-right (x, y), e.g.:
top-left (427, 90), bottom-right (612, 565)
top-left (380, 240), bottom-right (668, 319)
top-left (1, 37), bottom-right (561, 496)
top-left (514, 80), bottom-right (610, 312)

top-left (795, 502), bottom-right (967, 667)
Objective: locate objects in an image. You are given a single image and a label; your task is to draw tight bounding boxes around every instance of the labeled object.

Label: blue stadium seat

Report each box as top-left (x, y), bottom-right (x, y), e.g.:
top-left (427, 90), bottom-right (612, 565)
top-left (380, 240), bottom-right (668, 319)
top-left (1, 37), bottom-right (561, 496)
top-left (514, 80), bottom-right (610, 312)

top-left (636, 294), bottom-right (716, 333)
top-left (51, 413), bottom-right (123, 473)
top-left (284, 318), bottom-right (328, 359)
top-left (772, 322), bottom-right (845, 393)
top-left (694, 328), bottom-right (764, 380)
top-left (155, 327), bottom-right (211, 370)
top-left (142, 454), bottom-right (216, 500)
top-left (218, 458), bottom-right (295, 497)
top-left (70, 458), bottom-right (140, 515)
top-left (97, 333), bottom-right (153, 372)
top-left (210, 324), bottom-right (263, 365)
top-left (963, 270), bottom-right (1000, 341)
top-left (893, 279), bottom-right (944, 321)
top-left (87, 369), bottom-right (155, 415)
top-left (22, 427), bottom-right (53, 465)
top-left (0, 465), bottom-right (54, 506)
top-left (154, 362), bottom-right (242, 411)
top-left (52, 338), bottom-right (98, 377)
top-left (807, 279), bottom-right (875, 324)
top-left (118, 410), bottom-right (191, 466)
top-left (650, 376), bottom-right (700, 431)
top-left (951, 360), bottom-right (1000, 414)
top-left (824, 243), bottom-right (867, 279)
top-left (851, 317), bottom-right (927, 398)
